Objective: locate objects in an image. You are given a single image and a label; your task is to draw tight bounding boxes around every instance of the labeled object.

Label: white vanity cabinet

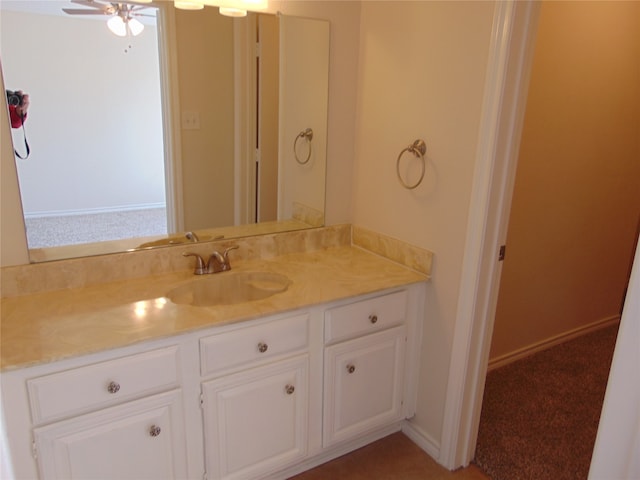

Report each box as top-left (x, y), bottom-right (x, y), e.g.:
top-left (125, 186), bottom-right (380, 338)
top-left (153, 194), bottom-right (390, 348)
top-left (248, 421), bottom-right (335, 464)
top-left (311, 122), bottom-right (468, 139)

top-left (200, 314), bottom-right (311, 480)
top-left (322, 291), bottom-right (410, 447)
top-left (33, 389), bottom-right (186, 480)
top-left (1, 284), bottom-right (424, 480)
top-left (17, 346), bottom-right (189, 480)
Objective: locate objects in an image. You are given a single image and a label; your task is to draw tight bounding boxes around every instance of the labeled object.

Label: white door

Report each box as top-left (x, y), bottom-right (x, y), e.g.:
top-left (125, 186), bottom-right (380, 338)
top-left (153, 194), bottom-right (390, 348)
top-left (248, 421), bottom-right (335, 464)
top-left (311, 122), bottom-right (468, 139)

top-left (323, 326), bottom-right (406, 447)
top-left (33, 390), bottom-right (188, 480)
top-left (202, 355), bottom-right (308, 479)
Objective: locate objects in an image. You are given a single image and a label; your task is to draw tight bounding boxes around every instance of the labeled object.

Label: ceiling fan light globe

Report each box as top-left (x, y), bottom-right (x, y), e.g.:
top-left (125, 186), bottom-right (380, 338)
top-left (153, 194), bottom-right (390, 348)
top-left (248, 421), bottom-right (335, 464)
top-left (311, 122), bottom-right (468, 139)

top-left (107, 16), bottom-right (127, 36)
top-left (128, 18), bottom-right (145, 36)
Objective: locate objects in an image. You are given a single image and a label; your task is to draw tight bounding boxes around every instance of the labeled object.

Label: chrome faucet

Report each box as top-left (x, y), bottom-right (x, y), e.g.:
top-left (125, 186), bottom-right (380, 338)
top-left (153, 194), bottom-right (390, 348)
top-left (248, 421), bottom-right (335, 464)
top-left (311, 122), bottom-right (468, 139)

top-left (185, 231), bottom-right (200, 242)
top-left (183, 245), bottom-right (239, 275)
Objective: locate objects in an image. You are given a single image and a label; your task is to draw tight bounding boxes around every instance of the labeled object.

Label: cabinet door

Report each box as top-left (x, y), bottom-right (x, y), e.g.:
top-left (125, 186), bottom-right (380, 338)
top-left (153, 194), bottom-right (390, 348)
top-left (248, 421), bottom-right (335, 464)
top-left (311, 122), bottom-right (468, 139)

top-left (202, 355), bottom-right (308, 480)
top-left (33, 390), bottom-right (187, 480)
top-left (323, 326), bottom-right (406, 447)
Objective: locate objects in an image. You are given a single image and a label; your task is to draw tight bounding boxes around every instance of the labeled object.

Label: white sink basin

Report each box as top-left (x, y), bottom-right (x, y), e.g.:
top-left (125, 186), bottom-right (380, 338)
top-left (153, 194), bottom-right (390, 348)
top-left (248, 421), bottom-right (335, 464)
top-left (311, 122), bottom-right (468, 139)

top-left (167, 271), bottom-right (291, 307)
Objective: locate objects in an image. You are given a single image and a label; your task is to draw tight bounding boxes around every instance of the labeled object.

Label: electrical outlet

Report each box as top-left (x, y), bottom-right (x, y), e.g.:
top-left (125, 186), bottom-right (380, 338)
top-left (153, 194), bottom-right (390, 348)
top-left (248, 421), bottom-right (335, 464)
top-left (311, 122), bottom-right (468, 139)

top-left (181, 111), bottom-right (200, 130)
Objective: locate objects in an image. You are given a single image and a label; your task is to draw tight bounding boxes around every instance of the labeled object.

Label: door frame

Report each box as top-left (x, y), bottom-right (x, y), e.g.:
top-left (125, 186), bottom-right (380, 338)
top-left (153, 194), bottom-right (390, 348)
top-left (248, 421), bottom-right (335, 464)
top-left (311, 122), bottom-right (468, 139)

top-left (438, 0), bottom-right (541, 468)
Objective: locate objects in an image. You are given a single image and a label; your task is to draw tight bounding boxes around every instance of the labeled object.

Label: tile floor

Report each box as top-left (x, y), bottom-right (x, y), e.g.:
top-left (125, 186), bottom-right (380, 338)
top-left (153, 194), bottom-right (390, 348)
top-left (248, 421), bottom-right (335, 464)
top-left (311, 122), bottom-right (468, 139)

top-left (289, 432), bottom-right (490, 479)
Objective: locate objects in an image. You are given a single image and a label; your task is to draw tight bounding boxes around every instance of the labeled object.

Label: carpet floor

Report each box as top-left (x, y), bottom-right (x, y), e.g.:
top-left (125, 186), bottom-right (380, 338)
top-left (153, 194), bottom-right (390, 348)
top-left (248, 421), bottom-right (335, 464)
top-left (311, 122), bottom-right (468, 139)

top-left (25, 208), bottom-right (167, 248)
top-left (473, 324), bottom-right (619, 480)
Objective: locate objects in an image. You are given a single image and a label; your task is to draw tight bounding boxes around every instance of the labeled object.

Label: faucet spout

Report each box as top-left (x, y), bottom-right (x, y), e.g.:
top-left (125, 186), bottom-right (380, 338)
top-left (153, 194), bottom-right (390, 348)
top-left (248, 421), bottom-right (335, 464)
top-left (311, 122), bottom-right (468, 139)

top-left (183, 252), bottom-right (207, 275)
top-left (207, 245), bottom-right (239, 273)
top-left (185, 231), bottom-right (200, 242)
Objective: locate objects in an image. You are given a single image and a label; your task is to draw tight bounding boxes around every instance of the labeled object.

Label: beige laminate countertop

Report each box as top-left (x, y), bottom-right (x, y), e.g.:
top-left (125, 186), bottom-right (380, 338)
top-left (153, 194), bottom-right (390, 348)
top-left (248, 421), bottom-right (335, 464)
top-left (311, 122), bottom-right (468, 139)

top-left (1, 246), bottom-right (427, 372)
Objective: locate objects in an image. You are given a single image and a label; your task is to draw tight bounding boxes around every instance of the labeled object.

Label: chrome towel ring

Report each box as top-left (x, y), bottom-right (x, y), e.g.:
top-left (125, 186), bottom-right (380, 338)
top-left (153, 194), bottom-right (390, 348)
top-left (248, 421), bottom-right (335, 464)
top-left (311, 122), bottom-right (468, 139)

top-left (294, 128), bottom-right (314, 165)
top-left (396, 139), bottom-right (427, 190)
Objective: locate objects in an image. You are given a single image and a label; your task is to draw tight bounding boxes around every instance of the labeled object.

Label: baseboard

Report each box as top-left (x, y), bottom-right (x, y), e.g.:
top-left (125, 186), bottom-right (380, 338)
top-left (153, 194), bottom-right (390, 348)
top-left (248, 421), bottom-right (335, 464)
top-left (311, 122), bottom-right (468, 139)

top-left (401, 420), bottom-right (441, 462)
top-left (24, 203), bottom-right (166, 219)
top-left (488, 315), bottom-right (620, 371)
top-left (270, 423), bottom-right (403, 479)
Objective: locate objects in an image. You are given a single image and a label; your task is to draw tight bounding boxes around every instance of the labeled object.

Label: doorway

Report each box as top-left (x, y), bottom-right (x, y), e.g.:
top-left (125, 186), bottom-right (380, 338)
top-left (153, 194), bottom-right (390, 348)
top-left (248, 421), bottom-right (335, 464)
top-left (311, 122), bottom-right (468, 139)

top-left (476, 0), bottom-right (640, 475)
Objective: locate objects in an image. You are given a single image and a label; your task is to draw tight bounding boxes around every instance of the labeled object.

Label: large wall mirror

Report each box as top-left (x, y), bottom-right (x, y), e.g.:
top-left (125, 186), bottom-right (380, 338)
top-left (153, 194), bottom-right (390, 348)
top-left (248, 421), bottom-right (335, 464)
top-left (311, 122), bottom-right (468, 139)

top-left (0, 1), bottom-right (329, 263)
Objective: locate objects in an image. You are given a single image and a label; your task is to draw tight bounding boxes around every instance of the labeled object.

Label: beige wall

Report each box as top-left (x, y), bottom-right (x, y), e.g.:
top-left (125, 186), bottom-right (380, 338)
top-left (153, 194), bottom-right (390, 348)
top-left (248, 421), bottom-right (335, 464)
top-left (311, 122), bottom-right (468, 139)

top-left (490, 1), bottom-right (640, 360)
top-left (176, 9), bottom-right (236, 230)
top-left (278, 15), bottom-right (329, 220)
top-left (352, 1), bottom-right (496, 444)
top-left (0, 69), bottom-right (29, 266)
top-left (268, 1), bottom-right (361, 226)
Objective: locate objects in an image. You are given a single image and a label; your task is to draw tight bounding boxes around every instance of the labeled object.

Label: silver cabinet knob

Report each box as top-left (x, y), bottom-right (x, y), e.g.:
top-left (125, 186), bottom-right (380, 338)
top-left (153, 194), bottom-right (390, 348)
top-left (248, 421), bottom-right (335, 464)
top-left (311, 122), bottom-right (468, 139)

top-left (346, 364), bottom-right (356, 374)
top-left (369, 314), bottom-right (378, 324)
top-left (149, 425), bottom-right (161, 437)
top-left (285, 384), bottom-right (295, 395)
top-left (258, 342), bottom-right (268, 353)
top-left (107, 381), bottom-right (120, 394)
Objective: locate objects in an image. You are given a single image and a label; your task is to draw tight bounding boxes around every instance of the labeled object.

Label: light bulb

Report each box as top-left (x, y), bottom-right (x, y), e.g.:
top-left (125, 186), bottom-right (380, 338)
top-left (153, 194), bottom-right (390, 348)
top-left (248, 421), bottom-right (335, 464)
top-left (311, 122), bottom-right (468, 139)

top-left (107, 16), bottom-right (127, 37)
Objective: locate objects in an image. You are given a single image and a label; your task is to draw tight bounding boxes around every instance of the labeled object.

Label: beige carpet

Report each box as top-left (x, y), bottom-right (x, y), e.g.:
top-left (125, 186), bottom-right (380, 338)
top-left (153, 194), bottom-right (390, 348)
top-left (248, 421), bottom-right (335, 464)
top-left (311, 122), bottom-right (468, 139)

top-left (473, 324), bottom-right (619, 480)
top-left (24, 207), bottom-right (167, 248)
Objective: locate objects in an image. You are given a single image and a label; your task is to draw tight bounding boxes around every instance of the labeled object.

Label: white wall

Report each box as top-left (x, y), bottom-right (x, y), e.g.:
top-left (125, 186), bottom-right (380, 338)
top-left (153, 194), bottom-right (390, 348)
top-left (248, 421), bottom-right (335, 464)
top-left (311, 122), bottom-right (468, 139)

top-left (352, 1), bottom-right (496, 447)
top-left (0, 10), bottom-right (165, 216)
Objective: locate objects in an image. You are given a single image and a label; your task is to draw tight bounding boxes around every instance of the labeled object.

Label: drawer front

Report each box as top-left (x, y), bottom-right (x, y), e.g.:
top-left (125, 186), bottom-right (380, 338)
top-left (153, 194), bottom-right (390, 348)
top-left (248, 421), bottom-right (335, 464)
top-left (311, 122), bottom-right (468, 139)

top-left (28, 346), bottom-right (180, 425)
top-left (200, 314), bottom-right (309, 377)
top-left (324, 290), bottom-right (407, 343)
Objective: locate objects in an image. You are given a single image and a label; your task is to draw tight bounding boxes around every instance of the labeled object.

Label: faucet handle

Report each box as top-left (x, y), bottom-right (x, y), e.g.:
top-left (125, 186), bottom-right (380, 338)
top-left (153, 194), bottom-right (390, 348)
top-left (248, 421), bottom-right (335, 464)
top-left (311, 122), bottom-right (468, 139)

top-left (183, 252), bottom-right (207, 275)
top-left (223, 245), bottom-right (239, 260)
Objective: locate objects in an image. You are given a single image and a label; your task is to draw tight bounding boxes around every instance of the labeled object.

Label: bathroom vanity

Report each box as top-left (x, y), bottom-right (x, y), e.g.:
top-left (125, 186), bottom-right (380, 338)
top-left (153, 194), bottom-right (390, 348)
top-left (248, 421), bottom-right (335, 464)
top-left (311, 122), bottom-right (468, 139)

top-left (1, 244), bottom-right (427, 479)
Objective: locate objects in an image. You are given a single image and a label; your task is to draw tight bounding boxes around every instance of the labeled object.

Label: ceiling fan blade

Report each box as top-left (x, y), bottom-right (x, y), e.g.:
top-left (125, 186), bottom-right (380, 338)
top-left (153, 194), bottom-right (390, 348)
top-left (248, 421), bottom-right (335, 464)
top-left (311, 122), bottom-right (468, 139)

top-left (62, 8), bottom-right (111, 15)
top-left (70, 0), bottom-right (109, 9)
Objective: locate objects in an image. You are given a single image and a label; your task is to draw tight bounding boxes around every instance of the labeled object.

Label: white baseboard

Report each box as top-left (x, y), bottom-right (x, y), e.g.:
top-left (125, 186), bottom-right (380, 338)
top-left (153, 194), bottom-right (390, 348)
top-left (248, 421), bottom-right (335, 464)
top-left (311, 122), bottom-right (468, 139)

top-left (401, 420), bottom-right (441, 463)
top-left (24, 203), bottom-right (166, 219)
top-left (488, 315), bottom-right (620, 371)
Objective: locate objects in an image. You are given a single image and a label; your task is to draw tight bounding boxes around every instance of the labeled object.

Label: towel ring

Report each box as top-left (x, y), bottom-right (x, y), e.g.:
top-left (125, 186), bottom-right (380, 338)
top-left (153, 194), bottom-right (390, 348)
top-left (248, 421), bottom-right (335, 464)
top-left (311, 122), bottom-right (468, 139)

top-left (294, 128), bottom-right (313, 165)
top-left (396, 139), bottom-right (426, 190)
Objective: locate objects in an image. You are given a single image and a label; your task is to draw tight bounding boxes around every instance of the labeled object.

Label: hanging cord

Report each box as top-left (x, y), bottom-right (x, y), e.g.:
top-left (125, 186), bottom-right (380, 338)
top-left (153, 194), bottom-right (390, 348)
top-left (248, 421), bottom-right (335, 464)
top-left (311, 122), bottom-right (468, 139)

top-left (14, 113), bottom-right (30, 159)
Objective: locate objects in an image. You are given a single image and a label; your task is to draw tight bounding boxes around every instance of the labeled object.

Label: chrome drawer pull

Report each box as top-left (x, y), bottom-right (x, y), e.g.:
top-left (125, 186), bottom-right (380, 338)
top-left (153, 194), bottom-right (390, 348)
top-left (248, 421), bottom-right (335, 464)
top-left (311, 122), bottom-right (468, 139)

top-left (369, 314), bottom-right (378, 324)
top-left (257, 342), bottom-right (268, 353)
top-left (107, 381), bottom-right (121, 394)
top-left (346, 364), bottom-right (356, 374)
top-left (285, 384), bottom-right (295, 395)
top-left (149, 425), bottom-right (162, 437)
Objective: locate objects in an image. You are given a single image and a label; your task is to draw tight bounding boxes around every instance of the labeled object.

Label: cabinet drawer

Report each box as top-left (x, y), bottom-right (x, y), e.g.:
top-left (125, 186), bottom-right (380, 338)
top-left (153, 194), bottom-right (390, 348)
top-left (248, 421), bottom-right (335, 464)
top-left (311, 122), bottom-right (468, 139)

top-left (28, 346), bottom-right (180, 425)
top-left (324, 290), bottom-right (407, 343)
top-left (200, 314), bottom-right (309, 377)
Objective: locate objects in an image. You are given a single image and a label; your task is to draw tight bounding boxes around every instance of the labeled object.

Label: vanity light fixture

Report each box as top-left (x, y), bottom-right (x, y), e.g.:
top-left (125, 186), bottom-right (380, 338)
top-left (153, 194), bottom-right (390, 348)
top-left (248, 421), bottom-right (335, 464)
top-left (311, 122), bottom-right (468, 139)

top-left (174, 0), bottom-right (205, 10)
top-left (174, 0), bottom-right (268, 17)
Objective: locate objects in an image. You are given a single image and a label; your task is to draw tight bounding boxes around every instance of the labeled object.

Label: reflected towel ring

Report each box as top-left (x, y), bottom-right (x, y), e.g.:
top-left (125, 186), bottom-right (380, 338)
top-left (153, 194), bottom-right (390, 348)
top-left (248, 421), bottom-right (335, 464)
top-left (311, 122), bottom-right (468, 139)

top-left (294, 128), bottom-right (314, 165)
top-left (396, 139), bottom-right (427, 190)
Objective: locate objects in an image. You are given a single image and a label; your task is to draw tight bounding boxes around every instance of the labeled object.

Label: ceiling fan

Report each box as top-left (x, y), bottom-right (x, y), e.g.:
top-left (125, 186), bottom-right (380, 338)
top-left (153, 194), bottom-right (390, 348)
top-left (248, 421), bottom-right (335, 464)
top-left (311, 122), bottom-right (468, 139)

top-left (62, 1), bottom-right (155, 37)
